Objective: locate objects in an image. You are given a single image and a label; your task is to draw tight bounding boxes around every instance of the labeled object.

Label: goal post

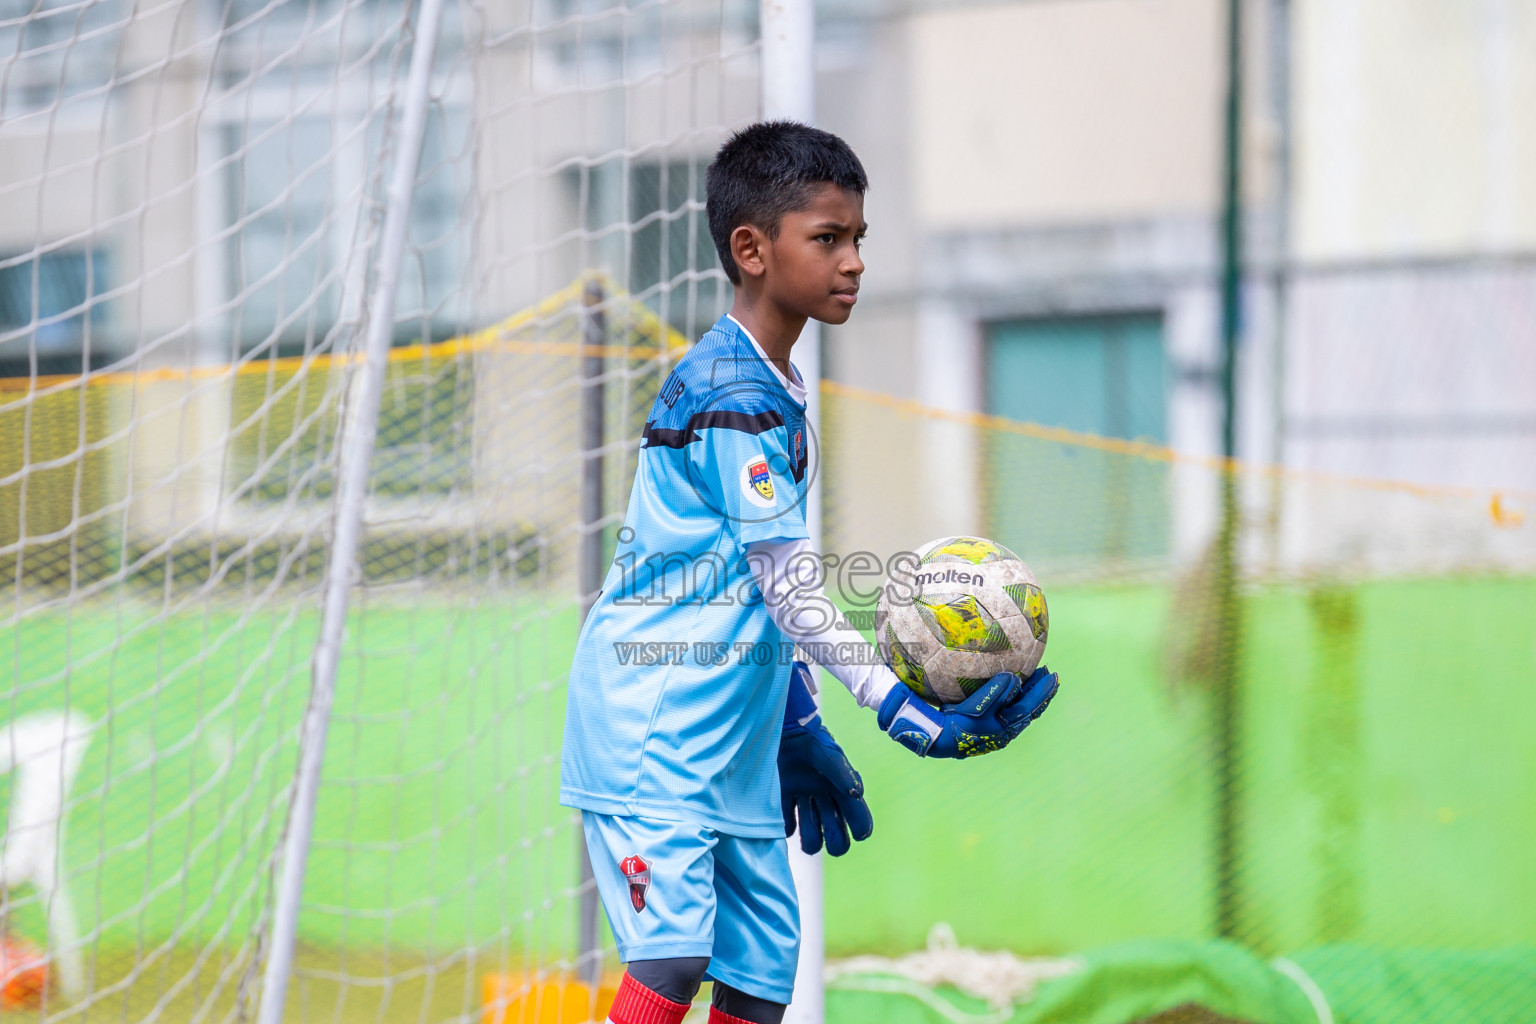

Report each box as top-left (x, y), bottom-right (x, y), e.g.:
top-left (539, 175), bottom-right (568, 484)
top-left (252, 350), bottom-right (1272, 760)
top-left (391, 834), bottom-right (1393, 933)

top-left (255, 2), bottom-right (450, 1023)
top-left (758, 2), bottom-right (826, 1023)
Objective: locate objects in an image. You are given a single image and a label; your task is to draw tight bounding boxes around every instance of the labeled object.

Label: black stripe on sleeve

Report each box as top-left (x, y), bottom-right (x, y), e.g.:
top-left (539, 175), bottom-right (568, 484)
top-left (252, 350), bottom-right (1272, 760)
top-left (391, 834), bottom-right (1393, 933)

top-left (642, 409), bottom-right (786, 449)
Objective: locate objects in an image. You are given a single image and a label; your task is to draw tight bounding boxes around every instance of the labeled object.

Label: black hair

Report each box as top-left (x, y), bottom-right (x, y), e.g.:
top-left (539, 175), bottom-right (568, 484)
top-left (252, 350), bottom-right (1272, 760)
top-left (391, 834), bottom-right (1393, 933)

top-left (705, 121), bottom-right (867, 285)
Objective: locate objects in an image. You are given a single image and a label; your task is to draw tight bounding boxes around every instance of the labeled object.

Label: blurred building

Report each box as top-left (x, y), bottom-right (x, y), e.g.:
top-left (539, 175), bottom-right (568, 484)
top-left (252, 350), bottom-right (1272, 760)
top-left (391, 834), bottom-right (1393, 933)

top-left (818, 0), bottom-right (1536, 570)
top-left (803, 0), bottom-right (1536, 576)
top-left (2, 0), bottom-right (1533, 584)
top-left (0, 0), bottom-right (754, 584)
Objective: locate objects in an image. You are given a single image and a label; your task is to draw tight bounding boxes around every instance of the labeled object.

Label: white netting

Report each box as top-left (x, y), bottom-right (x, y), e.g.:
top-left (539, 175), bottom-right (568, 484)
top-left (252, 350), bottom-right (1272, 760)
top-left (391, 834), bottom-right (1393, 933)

top-left (827, 925), bottom-right (1082, 1024)
top-left (0, 0), bottom-right (757, 1019)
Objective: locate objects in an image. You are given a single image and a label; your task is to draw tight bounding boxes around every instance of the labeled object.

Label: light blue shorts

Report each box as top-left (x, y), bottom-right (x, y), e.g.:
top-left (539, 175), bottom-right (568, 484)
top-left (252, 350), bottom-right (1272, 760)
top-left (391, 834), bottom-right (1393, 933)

top-left (582, 811), bottom-right (800, 1004)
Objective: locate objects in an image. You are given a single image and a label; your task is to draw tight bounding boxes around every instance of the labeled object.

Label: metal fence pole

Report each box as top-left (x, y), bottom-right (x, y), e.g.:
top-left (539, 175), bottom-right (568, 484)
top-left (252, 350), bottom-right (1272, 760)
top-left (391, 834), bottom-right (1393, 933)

top-left (255, 3), bottom-right (447, 1021)
top-left (1213, 0), bottom-right (1247, 943)
top-left (761, 0), bottom-right (822, 1019)
top-left (1262, 0), bottom-right (1293, 568)
top-left (576, 278), bottom-right (607, 991)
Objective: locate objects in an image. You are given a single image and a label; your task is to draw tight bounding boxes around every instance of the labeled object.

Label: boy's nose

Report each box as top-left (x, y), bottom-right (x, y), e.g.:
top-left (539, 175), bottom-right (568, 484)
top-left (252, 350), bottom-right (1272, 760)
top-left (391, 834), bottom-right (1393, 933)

top-left (842, 249), bottom-right (865, 276)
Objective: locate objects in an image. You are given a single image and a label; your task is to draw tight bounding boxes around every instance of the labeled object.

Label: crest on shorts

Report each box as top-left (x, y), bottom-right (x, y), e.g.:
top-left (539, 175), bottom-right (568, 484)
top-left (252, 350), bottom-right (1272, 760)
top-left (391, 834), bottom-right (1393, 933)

top-left (619, 855), bottom-right (651, 913)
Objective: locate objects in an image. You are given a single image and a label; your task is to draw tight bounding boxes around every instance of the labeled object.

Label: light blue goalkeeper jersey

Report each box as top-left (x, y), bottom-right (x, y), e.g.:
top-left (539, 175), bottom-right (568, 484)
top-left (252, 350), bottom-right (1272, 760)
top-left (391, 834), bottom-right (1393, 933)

top-left (559, 314), bottom-right (811, 837)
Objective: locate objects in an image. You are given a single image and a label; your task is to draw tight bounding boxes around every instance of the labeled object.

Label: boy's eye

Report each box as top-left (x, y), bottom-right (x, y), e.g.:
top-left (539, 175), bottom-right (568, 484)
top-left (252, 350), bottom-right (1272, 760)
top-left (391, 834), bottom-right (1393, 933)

top-left (815, 233), bottom-right (836, 244)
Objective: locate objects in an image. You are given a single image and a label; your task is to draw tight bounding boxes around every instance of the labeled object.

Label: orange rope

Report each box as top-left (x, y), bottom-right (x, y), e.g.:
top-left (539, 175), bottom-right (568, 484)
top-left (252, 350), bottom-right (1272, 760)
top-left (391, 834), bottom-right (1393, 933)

top-left (0, 274), bottom-right (690, 397)
top-left (820, 379), bottom-right (1536, 507)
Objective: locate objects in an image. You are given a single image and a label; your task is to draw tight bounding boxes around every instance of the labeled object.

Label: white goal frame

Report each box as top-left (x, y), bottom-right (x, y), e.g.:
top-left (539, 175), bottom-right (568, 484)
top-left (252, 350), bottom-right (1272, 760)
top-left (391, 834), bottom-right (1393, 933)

top-left (760, 3), bottom-right (825, 1023)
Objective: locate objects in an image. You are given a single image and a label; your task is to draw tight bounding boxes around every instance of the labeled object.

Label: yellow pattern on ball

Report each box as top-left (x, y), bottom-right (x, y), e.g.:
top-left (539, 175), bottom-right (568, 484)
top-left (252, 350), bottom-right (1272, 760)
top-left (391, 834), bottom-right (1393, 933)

top-left (922, 537), bottom-right (1015, 565)
top-left (1003, 582), bottom-right (1050, 642)
top-left (916, 595), bottom-right (1011, 653)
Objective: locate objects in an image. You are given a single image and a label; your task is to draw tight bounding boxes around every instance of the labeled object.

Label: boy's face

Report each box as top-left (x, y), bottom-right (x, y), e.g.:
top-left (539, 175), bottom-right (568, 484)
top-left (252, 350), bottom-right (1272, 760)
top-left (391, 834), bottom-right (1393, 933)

top-left (743, 184), bottom-right (866, 325)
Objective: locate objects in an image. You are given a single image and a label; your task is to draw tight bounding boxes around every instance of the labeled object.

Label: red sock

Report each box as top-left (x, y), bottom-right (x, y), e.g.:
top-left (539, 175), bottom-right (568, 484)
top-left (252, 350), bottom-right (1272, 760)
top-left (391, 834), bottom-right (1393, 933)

top-left (707, 1008), bottom-right (754, 1024)
top-left (607, 972), bottom-right (690, 1024)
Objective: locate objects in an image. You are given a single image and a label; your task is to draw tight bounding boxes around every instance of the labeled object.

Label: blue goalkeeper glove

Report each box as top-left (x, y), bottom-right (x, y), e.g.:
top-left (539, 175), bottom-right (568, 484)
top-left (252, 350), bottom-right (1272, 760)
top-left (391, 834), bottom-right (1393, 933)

top-left (877, 665), bottom-right (1059, 759)
top-left (778, 661), bottom-right (875, 856)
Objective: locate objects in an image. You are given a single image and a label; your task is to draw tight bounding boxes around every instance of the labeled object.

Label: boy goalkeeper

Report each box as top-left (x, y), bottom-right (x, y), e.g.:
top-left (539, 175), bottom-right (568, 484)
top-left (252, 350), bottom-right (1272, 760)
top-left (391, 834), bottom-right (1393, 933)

top-left (560, 121), bottom-right (1059, 1024)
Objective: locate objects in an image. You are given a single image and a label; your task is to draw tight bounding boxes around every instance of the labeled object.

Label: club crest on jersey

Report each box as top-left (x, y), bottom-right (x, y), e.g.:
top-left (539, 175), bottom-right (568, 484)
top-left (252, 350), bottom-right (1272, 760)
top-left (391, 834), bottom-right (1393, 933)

top-left (742, 456), bottom-right (775, 507)
top-left (620, 855), bottom-right (651, 912)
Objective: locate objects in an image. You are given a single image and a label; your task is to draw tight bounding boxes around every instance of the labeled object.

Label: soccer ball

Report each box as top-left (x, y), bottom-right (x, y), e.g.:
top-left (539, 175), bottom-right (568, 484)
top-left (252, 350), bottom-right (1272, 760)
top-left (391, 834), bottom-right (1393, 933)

top-left (875, 536), bottom-right (1049, 705)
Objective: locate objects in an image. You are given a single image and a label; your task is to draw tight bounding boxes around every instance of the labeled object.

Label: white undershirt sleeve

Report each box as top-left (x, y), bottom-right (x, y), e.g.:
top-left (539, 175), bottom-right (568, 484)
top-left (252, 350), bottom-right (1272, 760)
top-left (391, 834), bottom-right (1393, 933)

top-left (745, 537), bottom-right (900, 711)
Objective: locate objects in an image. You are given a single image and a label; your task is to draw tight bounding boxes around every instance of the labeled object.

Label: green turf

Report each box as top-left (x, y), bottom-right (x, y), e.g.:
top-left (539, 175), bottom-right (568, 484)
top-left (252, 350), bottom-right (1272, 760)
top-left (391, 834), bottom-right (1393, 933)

top-left (1, 595), bottom-right (582, 958)
top-left (3, 575), bottom-right (1534, 1020)
top-left (821, 575), bottom-right (1536, 956)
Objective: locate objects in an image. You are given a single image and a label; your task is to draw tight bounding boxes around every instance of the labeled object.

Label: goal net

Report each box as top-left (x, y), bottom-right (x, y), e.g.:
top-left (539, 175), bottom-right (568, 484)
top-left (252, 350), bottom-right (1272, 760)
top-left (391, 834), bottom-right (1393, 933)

top-left (1, 0), bottom-right (754, 1020)
top-left (9, 3), bottom-right (1536, 1024)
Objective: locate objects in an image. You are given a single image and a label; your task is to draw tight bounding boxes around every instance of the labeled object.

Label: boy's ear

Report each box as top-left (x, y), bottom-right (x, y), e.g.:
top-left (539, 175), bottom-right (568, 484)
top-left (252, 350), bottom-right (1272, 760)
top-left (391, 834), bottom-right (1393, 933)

top-left (730, 224), bottom-right (768, 280)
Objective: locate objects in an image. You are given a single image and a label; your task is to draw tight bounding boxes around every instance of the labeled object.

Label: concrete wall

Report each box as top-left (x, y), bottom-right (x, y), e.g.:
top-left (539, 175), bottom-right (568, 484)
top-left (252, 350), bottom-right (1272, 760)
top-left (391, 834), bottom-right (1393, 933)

top-left (909, 0), bottom-right (1225, 230)
top-left (1283, 0), bottom-right (1536, 496)
top-left (1295, 0), bottom-right (1536, 261)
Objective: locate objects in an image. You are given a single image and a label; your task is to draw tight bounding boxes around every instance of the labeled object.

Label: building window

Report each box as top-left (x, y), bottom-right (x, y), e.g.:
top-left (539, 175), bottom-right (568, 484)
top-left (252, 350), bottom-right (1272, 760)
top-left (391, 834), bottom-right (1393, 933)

top-left (222, 102), bottom-right (471, 505)
top-left (0, 0), bottom-right (123, 120)
top-left (0, 250), bottom-right (111, 378)
top-left (984, 312), bottom-right (1169, 564)
top-left (578, 157), bottom-right (728, 338)
top-left (225, 105), bottom-right (469, 354)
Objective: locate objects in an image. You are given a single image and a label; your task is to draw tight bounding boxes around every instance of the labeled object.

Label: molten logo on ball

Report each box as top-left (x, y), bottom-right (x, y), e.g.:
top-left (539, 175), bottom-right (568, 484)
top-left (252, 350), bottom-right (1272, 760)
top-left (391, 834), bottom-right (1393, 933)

top-left (619, 855), bottom-right (651, 913)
